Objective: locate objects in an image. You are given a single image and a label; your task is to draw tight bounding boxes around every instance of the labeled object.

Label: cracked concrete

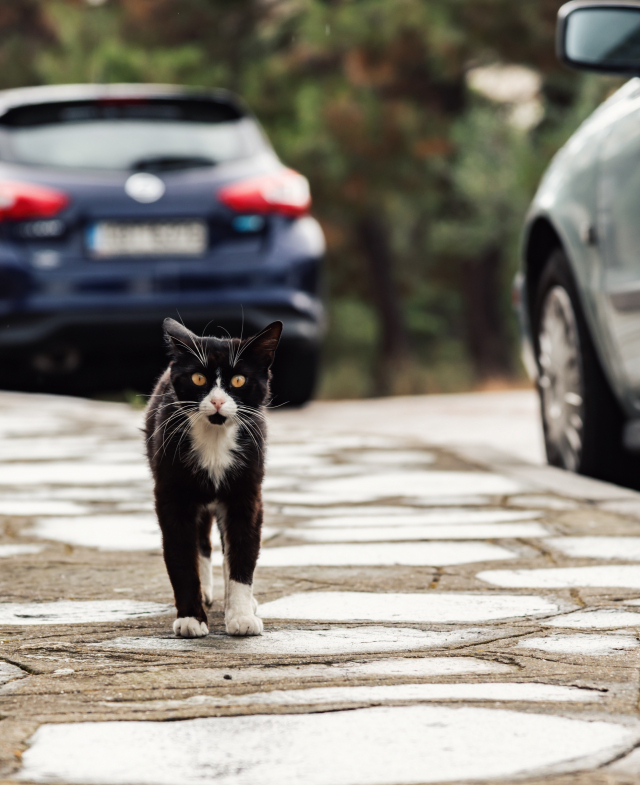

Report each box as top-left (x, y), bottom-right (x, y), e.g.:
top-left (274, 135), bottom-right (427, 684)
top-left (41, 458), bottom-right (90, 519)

top-left (2, 389), bottom-right (640, 783)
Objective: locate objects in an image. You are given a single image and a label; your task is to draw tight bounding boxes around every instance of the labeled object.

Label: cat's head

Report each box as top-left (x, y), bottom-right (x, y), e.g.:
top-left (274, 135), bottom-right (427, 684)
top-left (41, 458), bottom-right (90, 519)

top-left (163, 318), bottom-right (282, 426)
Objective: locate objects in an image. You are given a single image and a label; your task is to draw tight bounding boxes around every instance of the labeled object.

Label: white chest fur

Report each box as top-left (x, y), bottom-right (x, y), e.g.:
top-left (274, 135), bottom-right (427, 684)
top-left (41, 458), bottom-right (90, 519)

top-left (189, 417), bottom-right (239, 485)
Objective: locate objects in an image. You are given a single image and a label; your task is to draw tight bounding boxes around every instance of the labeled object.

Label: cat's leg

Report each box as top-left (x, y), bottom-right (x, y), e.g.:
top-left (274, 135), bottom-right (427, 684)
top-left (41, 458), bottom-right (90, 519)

top-left (219, 556), bottom-right (255, 611)
top-left (197, 506), bottom-right (215, 606)
top-left (222, 550), bottom-right (229, 605)
top-left (156, 495), bottom-right (208, 638)
top-left (217, 499), bottom-right (263, 636)
top-left (216, 513), bottom-right (229, 607)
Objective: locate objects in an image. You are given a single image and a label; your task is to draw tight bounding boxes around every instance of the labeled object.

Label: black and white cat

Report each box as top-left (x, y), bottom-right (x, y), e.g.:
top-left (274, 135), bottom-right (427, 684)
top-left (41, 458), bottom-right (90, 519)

top-left (145, 318), bottom-right (282, 638)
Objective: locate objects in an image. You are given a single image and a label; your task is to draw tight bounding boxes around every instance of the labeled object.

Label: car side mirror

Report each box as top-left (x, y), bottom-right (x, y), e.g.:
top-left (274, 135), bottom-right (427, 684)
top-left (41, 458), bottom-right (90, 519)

top-left (558, 1), bottom-right (640, 74)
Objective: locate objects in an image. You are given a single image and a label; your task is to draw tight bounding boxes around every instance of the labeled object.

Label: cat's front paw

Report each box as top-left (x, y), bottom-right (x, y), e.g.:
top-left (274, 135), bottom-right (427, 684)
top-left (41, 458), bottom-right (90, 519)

top-left (225, 614), bottom-right (263, 636)
top-left (173, 617), bottom-right (209, 638)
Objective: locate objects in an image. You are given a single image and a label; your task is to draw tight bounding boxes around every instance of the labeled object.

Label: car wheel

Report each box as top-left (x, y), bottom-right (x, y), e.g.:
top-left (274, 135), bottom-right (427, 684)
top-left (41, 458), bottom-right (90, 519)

top-left (537, 281), bottom-right (584, 471)
top-left (270, 341), bottom-right (320, 407)
top-left (533, 249), bottom-right (638, 486)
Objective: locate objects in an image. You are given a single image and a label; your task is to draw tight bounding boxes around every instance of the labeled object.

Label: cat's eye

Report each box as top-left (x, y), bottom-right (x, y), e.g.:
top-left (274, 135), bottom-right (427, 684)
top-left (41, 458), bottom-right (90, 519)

top-left (231, 375), bottom-right (246, 388)
top-left (191, 373), bottom-right (207, 386)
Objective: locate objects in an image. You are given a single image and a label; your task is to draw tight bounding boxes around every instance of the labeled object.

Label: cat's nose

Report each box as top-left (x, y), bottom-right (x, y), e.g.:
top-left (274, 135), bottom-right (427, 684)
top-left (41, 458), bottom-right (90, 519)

top-left (209, 396), bottom-right (225, 411)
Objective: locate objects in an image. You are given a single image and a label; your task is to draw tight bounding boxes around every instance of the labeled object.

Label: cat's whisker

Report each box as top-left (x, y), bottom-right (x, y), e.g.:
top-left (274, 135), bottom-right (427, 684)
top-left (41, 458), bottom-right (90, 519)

top-left (264, 399), bottom-right (289, 409)
top-left (231, 307), bottom-right (245, 368)
top-left (153, 419), bottom-right (189, 460)
top-left (147, 405), bottom-right (198, 443)
top-left (151, 399), bottom-right (200, 415)
top-left (237, 417), bottom-right (266, 431)
top-left (200, 319), bottom-right (217, 341)
top-left (235, 400), bottom-right (266, 414)
top-left (235, 422), bottom-right (262, 456)
top-left (236, 405), bottom-right (268, 424)
top-left (176, 313), bottom-right (207, 367)
top-left (173, 414), bottom-right (199, 462)
top-left (150, 406), bottom-right (199, 457)
top-left (239, 409), bottom-right (267, 421)
top-left (234, 405), bottom-right (267, 428)
top-left (233, 412), bottom-right (264, 456)
top-left (197, 336), bottom-right (208, 368)
top-left (148, 414), bottom-right (186, 448)
top-left (231, 327), bottom-right (264, 366)
top-left (214, 327), bottom-right (236, 367)
top-left (172, 337), bottom-right (207, 367)
top-left (170, 320), bottom-right (207, 367)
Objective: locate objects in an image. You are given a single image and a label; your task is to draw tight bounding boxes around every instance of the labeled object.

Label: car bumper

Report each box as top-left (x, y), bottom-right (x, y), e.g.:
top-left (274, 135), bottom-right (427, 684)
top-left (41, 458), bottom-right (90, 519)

top-left (0, 289), bottom-right (324, 350)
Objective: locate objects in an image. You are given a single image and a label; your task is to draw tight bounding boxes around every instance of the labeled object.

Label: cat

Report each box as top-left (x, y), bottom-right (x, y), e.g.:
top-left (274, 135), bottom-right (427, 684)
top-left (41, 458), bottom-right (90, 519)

top-left (145, 317), bottom-right (282, 638)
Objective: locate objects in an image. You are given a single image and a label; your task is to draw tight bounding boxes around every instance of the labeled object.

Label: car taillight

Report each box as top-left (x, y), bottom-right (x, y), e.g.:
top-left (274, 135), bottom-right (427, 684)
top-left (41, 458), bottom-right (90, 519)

top-left (218, 168), bottom-right (311, 218)
top-left (0, 181), bottom-right (69, 222)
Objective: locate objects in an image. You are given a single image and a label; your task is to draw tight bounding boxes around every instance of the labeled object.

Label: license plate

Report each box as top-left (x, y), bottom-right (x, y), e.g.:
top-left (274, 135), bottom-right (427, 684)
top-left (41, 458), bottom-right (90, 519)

top-left (87, 220), bottom-right (208, 257)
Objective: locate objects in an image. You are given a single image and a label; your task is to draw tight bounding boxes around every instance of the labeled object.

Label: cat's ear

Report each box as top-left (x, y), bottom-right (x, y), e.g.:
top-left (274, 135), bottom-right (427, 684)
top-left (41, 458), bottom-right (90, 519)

top-left (242, 321), bottom-right (283, 368)
top-left (163, 318), bottom-right (200, 358)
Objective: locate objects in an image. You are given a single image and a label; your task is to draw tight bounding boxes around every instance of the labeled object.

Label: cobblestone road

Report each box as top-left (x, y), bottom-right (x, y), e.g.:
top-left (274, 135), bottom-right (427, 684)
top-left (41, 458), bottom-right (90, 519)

top-left (3, 390), bottom-right (640, 783)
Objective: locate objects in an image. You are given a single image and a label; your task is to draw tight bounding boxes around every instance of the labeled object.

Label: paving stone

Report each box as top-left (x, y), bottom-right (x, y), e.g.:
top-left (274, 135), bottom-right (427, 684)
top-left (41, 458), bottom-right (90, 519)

top-left (478, 566), bottom-right (640, 589)
top-left (258, 591), bottom-right (567, 623)
top-left (298, 509), bottom-right (543, 527)
top-left (517, 633), bottom-right (640, 656)
top-left (3, 389), bottom-right (640, 785)
top-left (109, 681), bottom-right (609, 713)
top-left (343, 449), bottom-right (436, 465)
top-left (0, 499), bottom-right (91, 516)
top-left (0, 545), bottom-right (43, 558)
top-left (0, 600), bottom-right (172, 625)
top-left (508, 494), bottom-right (579, 510)
top-left (26, 516), bottom-right (275, 552)
top-left (285, 522), bottom-right (549, 541)
top-left (298, 470), bottom-right (525, 502)
top-left (97, 626), bottom-right (495, 655)
top-left (301, 656), bottom-right (513, 678)
top-left (0, 462), bottom-right (149, 486)
top-left (0, 663), bottom-right (28, 686)
top-left (548, 537), bottom-right (640, 561)
top-left (542, 609), bottom-right (640, 629)
top-left (272, 494), bottom-right (496, 508)
top-left (17, 706), bottom-right (640, 785)
top-left (28, 514), bottom-right (163, 551)
top-left (258, 541), bottom-right (517, 567)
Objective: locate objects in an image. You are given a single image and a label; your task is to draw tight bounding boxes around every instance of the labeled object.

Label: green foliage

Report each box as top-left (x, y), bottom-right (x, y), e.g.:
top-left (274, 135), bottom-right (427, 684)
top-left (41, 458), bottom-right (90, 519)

top-left (1, 0), bottom-right (622, 397)
top-left (36, 2), bottom-right (206, 84)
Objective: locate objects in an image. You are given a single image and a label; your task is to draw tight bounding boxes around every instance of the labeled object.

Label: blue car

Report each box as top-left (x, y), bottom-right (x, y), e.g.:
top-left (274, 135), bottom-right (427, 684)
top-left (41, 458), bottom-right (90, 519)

top-left (0, 83), bottom-right (325, 404)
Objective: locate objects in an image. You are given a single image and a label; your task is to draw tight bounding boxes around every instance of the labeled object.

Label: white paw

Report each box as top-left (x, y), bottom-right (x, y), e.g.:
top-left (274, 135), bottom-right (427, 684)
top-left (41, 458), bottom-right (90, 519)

top-left (225, 580), bottom-right (262, 636)
top-left (251, 595), bottom-right (258, 613)
top-left (225, 614), bottom-right (263, 636)
top-left (173, 617), bottom-right (208, 638)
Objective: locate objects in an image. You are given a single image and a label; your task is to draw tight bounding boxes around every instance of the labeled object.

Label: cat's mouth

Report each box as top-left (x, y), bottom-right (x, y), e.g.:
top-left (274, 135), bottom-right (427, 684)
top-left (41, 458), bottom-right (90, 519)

top-left (208, 413), bottom-right (227, 425)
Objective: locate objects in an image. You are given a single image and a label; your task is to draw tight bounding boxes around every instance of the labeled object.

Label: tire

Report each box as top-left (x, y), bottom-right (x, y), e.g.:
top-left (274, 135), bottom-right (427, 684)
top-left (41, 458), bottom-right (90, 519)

top-left (270, 341), bottom-right (320, 407)
top-left (533, 249), bottom-right (640, 487)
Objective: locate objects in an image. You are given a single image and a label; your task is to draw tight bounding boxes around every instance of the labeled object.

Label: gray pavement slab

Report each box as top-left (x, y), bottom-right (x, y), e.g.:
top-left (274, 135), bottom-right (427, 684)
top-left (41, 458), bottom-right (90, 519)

top-left (2, 389), bottom-right (640, 784)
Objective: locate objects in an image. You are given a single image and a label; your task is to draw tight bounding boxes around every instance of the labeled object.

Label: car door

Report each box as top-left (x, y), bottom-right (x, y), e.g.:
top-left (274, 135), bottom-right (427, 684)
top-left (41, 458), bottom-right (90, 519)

top-left (598, 82), bottom-right (640, 405)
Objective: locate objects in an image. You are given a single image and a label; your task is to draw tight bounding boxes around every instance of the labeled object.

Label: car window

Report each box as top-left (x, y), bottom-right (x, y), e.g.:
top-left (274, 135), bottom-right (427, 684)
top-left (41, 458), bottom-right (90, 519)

top-left (0, 100), bottom-right (266, 170)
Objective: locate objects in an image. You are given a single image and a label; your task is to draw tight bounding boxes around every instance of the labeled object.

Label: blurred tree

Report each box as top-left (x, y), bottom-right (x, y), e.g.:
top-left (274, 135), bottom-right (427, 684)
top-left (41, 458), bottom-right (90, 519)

top-left (0, 0), bottom-right (54, 89)
top-left (0, 0), bottom-right (621, 396)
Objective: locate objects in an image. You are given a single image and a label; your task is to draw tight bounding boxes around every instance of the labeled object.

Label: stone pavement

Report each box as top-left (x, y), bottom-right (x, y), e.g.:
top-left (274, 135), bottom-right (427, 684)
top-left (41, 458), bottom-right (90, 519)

top-left (3, 390), bottom-right (640, 783)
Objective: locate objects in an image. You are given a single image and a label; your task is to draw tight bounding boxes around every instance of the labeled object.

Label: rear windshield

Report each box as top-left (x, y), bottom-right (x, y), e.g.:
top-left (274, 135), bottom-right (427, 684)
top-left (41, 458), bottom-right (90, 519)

top-left (0, 99), bottom-right (266, 171)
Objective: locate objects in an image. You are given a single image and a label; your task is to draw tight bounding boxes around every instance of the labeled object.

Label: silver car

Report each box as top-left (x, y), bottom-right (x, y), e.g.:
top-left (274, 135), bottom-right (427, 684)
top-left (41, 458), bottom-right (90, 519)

top-left (519, 0), bottom-right (640, 487)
